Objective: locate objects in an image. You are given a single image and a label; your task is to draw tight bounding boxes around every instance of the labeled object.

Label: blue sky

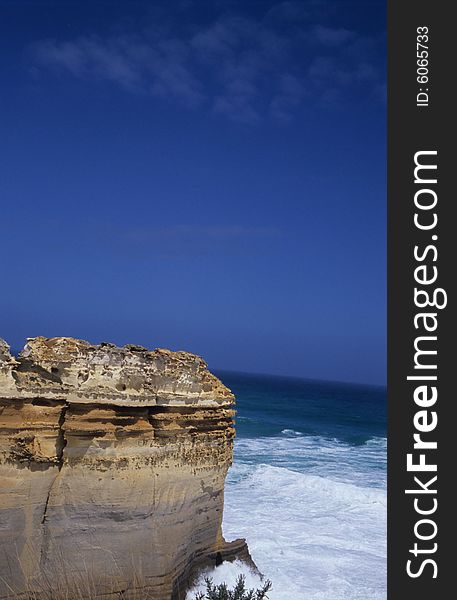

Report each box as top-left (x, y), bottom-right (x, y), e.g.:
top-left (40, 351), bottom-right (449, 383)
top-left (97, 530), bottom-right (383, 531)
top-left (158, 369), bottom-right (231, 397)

top-left (0, 0), bottom-right (386, 384)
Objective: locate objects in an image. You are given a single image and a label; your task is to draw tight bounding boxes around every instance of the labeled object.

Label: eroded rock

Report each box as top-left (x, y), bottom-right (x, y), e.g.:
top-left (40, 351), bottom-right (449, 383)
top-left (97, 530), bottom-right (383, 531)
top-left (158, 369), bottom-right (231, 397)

top-left (0, 337), bottom-right (251, 599)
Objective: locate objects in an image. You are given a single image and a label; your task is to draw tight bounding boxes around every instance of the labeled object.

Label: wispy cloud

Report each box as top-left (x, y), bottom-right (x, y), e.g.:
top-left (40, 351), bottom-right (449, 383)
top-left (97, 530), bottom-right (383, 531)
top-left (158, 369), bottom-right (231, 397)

top-left (312, 25), bottom-right (354, 46)
top-left (29, 3), bottom-right (384, 123)
top-left (264, 1), bottom-right (311, 23)
top-left (31, 34), bottom-right (203, 107)
top-left (117, 224), bottom-right (283, 258)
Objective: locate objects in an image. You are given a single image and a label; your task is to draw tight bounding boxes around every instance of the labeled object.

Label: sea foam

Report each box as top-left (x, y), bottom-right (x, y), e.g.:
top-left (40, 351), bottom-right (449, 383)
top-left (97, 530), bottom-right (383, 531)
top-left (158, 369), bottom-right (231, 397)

top-left (187, 435), bottom-right (386, 600)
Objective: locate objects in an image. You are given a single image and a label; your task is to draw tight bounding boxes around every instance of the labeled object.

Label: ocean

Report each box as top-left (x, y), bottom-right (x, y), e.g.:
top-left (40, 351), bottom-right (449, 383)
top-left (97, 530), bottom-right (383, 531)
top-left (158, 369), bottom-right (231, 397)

top-left (187, 371), bottom-right (386, 600)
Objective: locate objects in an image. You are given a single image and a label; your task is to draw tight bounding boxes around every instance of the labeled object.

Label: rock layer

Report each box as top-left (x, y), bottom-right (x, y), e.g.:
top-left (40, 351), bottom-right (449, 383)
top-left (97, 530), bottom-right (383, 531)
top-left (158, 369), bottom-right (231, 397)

top-left (0, 337), bottom-right (251, 599)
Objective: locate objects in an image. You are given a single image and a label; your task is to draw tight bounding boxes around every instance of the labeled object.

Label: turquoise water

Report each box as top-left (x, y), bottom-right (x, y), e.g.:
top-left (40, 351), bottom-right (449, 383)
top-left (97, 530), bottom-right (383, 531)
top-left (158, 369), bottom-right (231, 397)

top-left (191, 371), bottom-right (387, 600)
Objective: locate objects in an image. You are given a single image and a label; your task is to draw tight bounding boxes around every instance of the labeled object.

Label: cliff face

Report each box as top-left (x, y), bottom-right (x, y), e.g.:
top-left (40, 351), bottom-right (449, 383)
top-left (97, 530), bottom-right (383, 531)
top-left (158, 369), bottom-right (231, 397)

top-left (0, 337), bottom-right (250, 599)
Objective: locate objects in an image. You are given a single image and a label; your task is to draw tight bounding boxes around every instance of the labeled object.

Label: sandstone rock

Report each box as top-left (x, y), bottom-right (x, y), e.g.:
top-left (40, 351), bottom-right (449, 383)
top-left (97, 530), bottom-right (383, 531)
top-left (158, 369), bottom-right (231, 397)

top-left (0, 337), bottom-right (252, 599)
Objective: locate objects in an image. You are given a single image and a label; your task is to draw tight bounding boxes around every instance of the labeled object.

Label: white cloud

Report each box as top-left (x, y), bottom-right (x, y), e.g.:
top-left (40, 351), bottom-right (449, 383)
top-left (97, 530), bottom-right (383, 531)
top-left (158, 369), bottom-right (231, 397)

top-left (29, 5), bottom-right (384, 123)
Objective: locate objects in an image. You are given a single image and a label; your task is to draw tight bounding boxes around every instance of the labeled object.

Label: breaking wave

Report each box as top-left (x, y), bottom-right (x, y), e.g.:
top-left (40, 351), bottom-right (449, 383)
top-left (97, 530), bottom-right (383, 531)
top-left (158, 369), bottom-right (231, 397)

top-left (188, 434), bottom-right (386, 600)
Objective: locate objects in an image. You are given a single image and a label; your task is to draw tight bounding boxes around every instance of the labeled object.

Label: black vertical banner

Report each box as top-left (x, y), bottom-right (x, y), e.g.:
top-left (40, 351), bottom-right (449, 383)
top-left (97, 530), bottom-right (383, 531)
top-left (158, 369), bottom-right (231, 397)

top-left (388, 1), bottom-right (454, 598)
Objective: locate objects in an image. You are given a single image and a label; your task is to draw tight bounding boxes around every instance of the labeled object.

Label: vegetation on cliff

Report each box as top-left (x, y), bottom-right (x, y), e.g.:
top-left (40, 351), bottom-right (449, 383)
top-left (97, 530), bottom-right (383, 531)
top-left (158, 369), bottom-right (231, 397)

top-left (193, 575), bottom-right (272, 600)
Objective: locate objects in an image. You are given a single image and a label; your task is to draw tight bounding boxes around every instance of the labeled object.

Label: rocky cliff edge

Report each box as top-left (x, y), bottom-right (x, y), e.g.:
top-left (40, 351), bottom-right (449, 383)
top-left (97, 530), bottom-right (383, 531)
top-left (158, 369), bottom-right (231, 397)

top-left (0, 337), bottom-right (252, 599)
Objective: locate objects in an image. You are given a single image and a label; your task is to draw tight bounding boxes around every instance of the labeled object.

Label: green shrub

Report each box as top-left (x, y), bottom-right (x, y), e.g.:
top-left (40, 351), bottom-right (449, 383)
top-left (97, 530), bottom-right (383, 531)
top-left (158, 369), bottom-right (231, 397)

top-left (193, 574), bottom-right (272, 600)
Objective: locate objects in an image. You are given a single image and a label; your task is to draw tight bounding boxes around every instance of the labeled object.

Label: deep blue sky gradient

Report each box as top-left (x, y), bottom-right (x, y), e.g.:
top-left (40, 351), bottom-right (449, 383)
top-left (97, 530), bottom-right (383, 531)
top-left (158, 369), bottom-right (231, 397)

top-left (0, 1), bottom-right (386, 384)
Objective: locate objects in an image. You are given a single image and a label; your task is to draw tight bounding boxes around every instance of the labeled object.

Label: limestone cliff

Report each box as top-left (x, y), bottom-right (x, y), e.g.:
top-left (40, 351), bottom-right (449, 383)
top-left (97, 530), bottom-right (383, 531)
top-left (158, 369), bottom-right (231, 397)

top-left (0, 337), bottom-right (251, 599)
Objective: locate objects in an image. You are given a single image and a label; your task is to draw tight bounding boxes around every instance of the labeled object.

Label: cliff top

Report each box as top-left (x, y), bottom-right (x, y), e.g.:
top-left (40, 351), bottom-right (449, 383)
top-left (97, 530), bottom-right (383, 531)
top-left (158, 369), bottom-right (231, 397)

top-left (0, 336), bottom-right (234, 407)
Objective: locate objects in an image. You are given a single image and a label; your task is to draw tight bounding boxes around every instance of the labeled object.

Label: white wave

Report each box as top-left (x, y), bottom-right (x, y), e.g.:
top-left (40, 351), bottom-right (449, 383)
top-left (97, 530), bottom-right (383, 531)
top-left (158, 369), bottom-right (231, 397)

top-left (224, 465), bottom-right (385, 599)
top-left (231, 435), bottom-right (387, 489)
top-left (187, 437), bottom-right (386, 599)
top-left (281, 429), bottom-right (304, 436)
top-left (219, 437), bottom-right (386, 600)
